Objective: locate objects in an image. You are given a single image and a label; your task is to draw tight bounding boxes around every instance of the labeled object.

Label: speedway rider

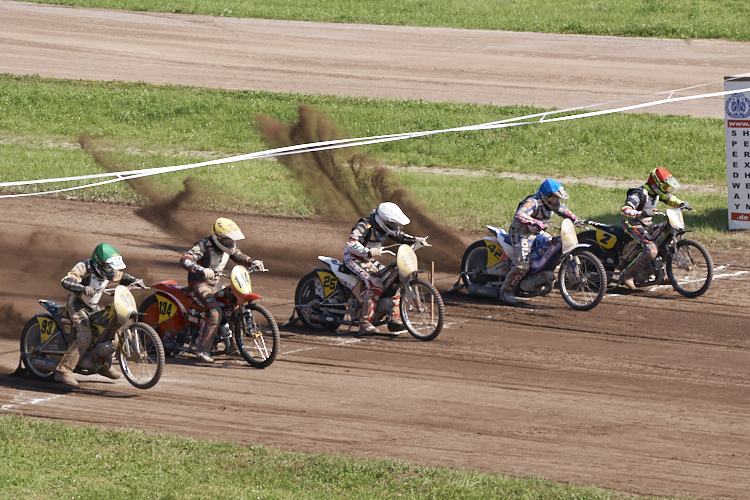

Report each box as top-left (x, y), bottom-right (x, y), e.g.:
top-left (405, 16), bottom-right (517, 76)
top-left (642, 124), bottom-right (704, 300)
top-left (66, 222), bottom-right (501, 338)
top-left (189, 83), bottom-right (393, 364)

top-left (180, 217), bottom-right (264, 364)
top-left (500, 179), bottom-right (584, 305)
top-left (344, 202), bottom-right (428, 335)
top-left (619, 167), bottom-right (691, 290)
top-left (55, 243), bottom-right (143, 388)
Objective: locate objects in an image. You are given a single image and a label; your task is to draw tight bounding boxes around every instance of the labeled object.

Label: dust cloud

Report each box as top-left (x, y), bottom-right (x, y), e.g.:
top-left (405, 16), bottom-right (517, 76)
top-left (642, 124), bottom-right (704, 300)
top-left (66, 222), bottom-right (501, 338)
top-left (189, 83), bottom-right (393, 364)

top-left (0, 304), bottom-right (25, 340)
top-left (256, 105), bottom-right (463, 271)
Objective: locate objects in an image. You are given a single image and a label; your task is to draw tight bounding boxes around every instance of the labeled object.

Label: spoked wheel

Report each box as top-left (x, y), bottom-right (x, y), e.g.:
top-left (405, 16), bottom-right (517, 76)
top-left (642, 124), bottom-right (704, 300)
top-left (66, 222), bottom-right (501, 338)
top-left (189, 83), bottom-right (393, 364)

top-left (400, 279), bottom-right (445, 341)
top-left (666, 239), bottom-right (713, 298)
top-left (235, 303), bottom-right (280, 368)
top-left (461, 241), bottom-right (490, 286)
top-left (558, 250), bottom-right (607, 311)
top-left (19, 317), bottom-right (58, 381)
top-left (117, 322), bottom-right (165, 389)
top-left (294, 271), bottom-right (341, 330)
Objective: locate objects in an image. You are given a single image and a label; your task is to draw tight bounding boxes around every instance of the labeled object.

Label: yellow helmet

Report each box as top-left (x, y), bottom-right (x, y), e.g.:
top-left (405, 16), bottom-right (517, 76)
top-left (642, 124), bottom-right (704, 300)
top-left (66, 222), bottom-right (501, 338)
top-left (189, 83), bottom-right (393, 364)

top-left (212, 218), bottom-right (245, 252)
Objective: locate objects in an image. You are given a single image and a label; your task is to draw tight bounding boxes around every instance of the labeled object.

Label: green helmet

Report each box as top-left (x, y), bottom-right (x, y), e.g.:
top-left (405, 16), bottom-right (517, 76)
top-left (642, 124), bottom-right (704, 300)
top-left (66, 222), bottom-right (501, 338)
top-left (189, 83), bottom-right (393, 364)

top-left (91, 243), bottom-right (126, 280)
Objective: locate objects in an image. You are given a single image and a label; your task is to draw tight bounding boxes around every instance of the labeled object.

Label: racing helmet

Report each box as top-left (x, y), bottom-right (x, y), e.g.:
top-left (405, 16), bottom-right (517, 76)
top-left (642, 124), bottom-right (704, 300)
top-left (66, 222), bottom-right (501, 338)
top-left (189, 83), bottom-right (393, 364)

top-left (646, 167), bottom-right (680, 196)
top-left (91, 243), bottom-right (126, 280)
top-left (212, 217), bottom-right (245, 253)
top-left (537, 179), bottom-right (569, 210)
top-left (374, 202), bottom-right (410, 237)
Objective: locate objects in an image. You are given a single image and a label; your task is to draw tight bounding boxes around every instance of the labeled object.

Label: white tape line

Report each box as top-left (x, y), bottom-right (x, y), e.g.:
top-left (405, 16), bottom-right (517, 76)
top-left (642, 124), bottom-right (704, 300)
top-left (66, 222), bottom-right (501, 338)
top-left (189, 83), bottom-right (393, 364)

top-left (1, 392), bottom-right (63, 411)
top-left (2, 84), bottom-right (749, 199)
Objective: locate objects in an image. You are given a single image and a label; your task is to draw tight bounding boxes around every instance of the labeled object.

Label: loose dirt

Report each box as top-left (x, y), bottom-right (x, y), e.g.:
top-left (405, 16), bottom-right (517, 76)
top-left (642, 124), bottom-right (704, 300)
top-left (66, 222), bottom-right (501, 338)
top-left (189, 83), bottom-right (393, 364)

top-left (1, 197), bottom-right (749, 500)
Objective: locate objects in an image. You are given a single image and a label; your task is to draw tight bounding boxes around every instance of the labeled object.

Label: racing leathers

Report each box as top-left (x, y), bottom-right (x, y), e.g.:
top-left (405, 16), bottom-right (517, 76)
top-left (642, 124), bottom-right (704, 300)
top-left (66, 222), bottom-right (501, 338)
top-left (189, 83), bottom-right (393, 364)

top-left (57, 260), bottom-right (139, 377)
top-left (180, 237), bottom-right (261, 355)
top-left (501, 194), bottom-right (581, 295)
top-left (344, 211), bottom-right (416, 333)
top-left (620, 185), bottom-right (684, 282)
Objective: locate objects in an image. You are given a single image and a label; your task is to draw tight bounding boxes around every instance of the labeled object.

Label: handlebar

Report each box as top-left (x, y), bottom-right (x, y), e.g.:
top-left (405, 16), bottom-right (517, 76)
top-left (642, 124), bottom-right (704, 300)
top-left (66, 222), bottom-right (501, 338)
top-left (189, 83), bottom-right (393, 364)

top-left (102, 280), bottom-right (149, 295)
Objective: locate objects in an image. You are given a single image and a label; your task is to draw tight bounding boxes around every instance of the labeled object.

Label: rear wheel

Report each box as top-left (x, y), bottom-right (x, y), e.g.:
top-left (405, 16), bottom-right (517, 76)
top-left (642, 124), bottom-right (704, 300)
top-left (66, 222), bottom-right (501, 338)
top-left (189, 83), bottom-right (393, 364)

top-left (235, 304), bottom-right (280, 368)
top-left (118, 322), bottom-right (165, 390)
top-left (294, 271), bottom-right (341, 330)
top-left (666, 239), bottom-right (713, 298)
top-left (558, 250), bottom-right (607, 311)
top-left (20, 318), bottom-right (57, 381)
top-left (400, 279), bottom-right (445, 341)
top-left (460, 241), bottom-right (491, 286)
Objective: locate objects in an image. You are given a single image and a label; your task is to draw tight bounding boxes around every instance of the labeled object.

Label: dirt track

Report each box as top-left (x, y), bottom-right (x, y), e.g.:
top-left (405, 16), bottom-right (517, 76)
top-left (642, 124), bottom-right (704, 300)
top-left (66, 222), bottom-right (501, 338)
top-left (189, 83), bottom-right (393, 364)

top-left (2, 4), bottom-right (750, 499)
top-left (1, 197), bottom-right (750, 500)
top-left (2, 0), bottom-right (749, 118)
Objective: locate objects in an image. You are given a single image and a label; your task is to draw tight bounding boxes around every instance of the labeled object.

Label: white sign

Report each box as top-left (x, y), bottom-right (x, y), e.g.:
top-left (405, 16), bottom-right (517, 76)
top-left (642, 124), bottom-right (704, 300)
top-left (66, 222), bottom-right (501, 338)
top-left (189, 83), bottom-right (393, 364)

top-left (725, 76), bottom-right (750, 230)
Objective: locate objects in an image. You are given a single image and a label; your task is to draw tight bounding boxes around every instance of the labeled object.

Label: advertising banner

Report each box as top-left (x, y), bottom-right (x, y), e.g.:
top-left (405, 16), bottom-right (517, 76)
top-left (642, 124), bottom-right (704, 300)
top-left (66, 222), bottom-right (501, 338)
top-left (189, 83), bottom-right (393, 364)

top-left (726, 76), bottom-right (750, 230)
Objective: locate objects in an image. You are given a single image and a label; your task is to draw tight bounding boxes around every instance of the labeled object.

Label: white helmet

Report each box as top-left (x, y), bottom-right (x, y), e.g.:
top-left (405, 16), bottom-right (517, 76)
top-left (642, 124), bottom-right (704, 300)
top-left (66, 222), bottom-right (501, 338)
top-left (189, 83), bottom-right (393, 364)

top-left (374, 202), bottom-right (410, 237)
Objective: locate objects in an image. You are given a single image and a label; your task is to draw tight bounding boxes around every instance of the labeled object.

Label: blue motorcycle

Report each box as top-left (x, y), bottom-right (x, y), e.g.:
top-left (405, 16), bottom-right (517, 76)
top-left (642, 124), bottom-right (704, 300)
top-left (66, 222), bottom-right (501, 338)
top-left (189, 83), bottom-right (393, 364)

top-left (450, 219), bottom-right (607, 310)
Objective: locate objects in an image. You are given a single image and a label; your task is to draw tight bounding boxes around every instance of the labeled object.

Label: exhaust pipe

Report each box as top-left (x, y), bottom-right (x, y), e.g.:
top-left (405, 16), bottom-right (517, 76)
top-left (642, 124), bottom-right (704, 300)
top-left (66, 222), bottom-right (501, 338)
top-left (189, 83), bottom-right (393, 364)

top-left (29, 356), bottom-right (59, 373)
top-left (308, 313), bottom-right (340, 327)
top-left (466, 284), bottom-right (501, 299)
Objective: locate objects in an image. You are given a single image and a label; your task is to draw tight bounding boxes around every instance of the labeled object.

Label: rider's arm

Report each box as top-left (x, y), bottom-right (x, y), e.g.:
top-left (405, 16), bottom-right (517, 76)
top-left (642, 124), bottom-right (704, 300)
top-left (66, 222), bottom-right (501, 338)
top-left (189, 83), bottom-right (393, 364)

top-left (391, 231), bottom-right (416, 245)
top-left (345, 220), bottom-right (371, 258)
top-left (661, 193), bottom-right (683, 208)
top-left (180, 240), bottom-right (208, 273)
top-left (230, 248), bottom-right (254, 266)
top-left (61, 261), bottom-right (88, 294)
top-left (621, 189), bottom-right (644, 219)
top-left (555, 205), bottom-right (580, 223)
top-left (117, 272), bottom-right (139, 286)
top-left (514, 198), bottom-right (545, 230)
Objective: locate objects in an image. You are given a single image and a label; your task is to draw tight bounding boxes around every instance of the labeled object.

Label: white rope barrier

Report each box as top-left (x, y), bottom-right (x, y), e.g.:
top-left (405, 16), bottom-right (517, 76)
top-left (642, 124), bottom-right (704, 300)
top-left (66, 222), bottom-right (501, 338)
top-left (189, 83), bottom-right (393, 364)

top-left (2, 79), bottom-right (749, 199)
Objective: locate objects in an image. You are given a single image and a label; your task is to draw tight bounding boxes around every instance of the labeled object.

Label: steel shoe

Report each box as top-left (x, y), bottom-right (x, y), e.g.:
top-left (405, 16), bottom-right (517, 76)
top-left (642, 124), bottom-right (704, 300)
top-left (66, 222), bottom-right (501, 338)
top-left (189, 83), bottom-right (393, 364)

top-left (98, 367), bottom-right (121, 380)
top-left (195, 350), bottom-right (215, 363)
top-left (54, 370), bottom-right (79, 388)
top-left (499, 290), bottom-right (518, 305)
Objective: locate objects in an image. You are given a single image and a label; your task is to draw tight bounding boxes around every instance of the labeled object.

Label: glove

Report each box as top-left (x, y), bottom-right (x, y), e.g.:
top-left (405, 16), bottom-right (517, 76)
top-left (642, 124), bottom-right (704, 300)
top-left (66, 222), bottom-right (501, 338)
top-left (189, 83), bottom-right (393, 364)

top-left (83, 286), bottom-right (97, 297)
top-left (202, 268), bottom-right (215, 280)
top-left (679, 201), bottom-right (692, 211)
top-left (642, 208), bottom-right (655, 217)
top-left (368, 247), bottom-right (382, 258)
top-left (132, 278), bottom-right (145, 288)
top-left (573, 218), bottom-right (586, 229)
top-left (251, 260), bottom-right (265, 272)
top-left (535, 221), bottom-right (546, 231)
top-left (415, 236), bottom-right (431, 249)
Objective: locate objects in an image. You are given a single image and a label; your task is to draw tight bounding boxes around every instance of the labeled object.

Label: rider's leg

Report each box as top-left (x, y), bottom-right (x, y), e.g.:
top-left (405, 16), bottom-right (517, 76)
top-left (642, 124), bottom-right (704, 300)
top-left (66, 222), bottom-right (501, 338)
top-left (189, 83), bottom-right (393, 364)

top-left (388, 292), bottom-right (404, 331)
top-left (620, 221), bottom-right (658, 290)
top-left (345, 258), bottom-right (384, 334)
top-left (500, 231), bottom-right (534, 304)
top-left (191, 283), bottom-right (222, 363)
top-left (55, 299), bottom-right (93, 387)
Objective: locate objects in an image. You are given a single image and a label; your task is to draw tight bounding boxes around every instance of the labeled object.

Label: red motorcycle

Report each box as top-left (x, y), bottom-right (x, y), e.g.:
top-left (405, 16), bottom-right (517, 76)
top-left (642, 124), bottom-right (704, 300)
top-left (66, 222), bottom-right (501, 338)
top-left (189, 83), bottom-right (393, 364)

top-left (138, 265), bottom-right (279, 368)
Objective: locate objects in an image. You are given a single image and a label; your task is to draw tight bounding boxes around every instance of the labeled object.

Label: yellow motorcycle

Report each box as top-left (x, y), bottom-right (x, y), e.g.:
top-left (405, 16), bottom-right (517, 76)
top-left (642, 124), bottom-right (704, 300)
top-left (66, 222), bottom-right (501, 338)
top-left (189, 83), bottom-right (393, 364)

top-left (20, 282), bottom-right (165, 389)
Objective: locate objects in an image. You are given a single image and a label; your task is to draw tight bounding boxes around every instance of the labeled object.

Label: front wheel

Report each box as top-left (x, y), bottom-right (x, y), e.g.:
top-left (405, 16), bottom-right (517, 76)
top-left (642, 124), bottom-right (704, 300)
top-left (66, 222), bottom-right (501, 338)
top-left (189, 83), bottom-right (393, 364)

top-left (400, 279), bottom-right (445, 341)
top-left (666, 239), bottom-right (713, 298)
top-left (235, 304), bottom-right (280, 368)
top-left (118, 322), bottom-right (165, 389)
top-left (558, 250), bottom-right (607, 311)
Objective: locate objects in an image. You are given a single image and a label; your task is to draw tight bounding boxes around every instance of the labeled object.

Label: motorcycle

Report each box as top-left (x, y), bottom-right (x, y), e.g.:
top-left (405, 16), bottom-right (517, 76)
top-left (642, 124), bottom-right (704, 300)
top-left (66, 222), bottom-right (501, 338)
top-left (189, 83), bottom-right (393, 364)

top-left (138, 264), bottom-right (279, 368)
top-left (289, 241), bottom-right (445, 341)
top-left (450, 219), bottom-right (607, 311)
top-left (576, 207), bottom-right (713, 297)
top-left (20, 282), bottom-right (165, 389)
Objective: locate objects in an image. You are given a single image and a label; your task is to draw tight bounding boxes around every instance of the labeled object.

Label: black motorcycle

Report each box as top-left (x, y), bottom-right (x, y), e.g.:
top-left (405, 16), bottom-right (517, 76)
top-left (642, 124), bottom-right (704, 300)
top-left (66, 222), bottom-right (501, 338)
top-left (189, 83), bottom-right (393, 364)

top-left (577, 207), bottom-right (712, 297)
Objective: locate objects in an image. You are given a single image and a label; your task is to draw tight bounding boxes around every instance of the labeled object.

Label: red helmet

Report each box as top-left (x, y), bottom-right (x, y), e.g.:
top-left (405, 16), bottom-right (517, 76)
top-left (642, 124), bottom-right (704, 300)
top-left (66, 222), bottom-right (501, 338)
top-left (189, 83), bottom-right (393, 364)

top-left (646, 167), bottom-right (680, 196)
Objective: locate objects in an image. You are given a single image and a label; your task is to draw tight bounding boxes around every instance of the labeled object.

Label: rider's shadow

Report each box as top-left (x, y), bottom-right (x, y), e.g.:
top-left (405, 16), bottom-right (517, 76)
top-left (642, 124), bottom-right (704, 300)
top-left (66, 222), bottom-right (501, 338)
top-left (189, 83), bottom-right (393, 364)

top-left (1, 369), bottom-right (139, 398)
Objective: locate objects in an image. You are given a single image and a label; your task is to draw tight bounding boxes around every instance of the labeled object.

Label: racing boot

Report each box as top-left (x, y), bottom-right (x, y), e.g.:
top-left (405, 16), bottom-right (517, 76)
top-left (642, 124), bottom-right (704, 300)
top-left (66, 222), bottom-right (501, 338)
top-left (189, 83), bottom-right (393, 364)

top-left (54, 370), bottom-right (79, 388)
top-left (499, 267), bottom-right (523, 305)
top-left (98, 366), bottom-right (121, 380)
top-left (358, 290), bottom-right (379, 336)
top-left (194, 320), bottom-right (218, 363)
top-left (387, 293), bottom-right (405, 332)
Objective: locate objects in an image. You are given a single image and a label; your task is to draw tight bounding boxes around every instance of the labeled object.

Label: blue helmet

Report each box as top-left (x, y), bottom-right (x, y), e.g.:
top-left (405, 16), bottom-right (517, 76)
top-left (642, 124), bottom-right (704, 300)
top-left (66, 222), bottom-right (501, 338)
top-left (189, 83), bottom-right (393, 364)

top-left (537, 179), bottom-right (569, 210)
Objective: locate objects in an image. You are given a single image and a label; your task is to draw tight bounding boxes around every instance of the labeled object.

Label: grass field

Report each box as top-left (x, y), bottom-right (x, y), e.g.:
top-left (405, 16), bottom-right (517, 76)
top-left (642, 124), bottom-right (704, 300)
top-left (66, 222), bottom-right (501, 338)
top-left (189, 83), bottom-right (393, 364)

top-left (1, 75), bottom-right (741, 246)
top-left (10, 0), bottom-right (750, 41)
top-left (0, 414), bottom-right (675, 500)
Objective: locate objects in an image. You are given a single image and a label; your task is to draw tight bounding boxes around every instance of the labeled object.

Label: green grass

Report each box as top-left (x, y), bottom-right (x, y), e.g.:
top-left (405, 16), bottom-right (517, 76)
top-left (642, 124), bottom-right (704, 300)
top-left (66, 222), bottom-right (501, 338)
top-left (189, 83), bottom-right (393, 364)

top-left (0, 414), bottom-right (676, 500)
top-left (1, 74), bottom-right (744, 248)
top-left (10, 0), bottom-right (750, 41)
